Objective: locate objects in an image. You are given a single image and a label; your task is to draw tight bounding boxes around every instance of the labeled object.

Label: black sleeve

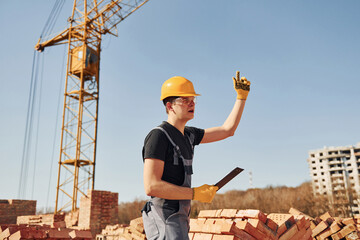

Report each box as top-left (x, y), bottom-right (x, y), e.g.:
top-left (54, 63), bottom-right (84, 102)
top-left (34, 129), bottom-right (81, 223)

top-left (142, 129), bottom-right (169, 162)
top-left (185, 126), bottom-right (204, 146)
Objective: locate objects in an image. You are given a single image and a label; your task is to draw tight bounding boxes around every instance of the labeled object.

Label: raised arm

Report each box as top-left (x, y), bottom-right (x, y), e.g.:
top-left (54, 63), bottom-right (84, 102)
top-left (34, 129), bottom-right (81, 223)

top-left (201, 71), bottom-right (251, 144)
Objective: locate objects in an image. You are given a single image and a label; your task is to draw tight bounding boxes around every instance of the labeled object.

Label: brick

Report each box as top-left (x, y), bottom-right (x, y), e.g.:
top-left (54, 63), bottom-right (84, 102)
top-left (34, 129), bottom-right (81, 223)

top-left (309, 221), bottom-right (316, 230)
top-left (329, 221), bottom-right (342, 232)
top-left (130, 230), bottom-right (147, 240)
top-left (314, 217), bottom-right (322, 225)
top-left (122, 228), bottom-right (132, 239)
top-left (130, 217), bottom-right (144, 233)
top-left (317, 227), bottom-right (334, 240)
top-left (198, 210), bottom-right (222, 218)
top-left (9, 230), bottom-right (27, 240)
top-left (202, 219), bottom-right (219, 234)
top-left (213, 232), bottom-right (254, 240)
top-left (47, 228), bottom-right (71, 239)
top-left (189, 232), bottom-right (194, 240)
top-left (288, 208), bottom-right (313, 220)
top-left (219, 220), bottom-right (255, 239)
top-left (69, 230), bottom-right (93, 239)
top-left (294, 216), bottom-right (307, 230)
top-left (311, 220), bottom-right (329, 237)
top-left (236, 210), bottom-right (267, 223)
top-left (0, 226), bottom-right (22, 240)
top-left (212, 235), bottom-right (240, 240)
top-left (193, 233), bottom-right (213, 240)
top-left (219, 221), bottom-right (237, 234)
top-left (220, 209), bottom-right (238, 219)
top-left (276, 215), bottom-right (296, 237)
top-left (247, 219), bottom-right (277, 240)
top-left (319, 212), bottom-right (333, 222)
top-left (65, 211), bottom-right (79, 228)
top-left (287, 226), bottom-right (307, 240)
top-left (331, 224), bottom-right (356, 240)
top-left (52, 221), bottom-right (66, 228)
top-left (288, 208), bottom-right (303, 216)
top-left (190, 218), bottom-right (207, 232)
top-left (8, 228), bottom-right (47, 240)
top-left (278, 223), bottom-right (298, 240)
top-left (342, 218), bottom-right (356, 226)
top-left (345, 231), bottom-right (360, 240)
top-left (235, 220), bottom-right (267, 239)
top-left (233, 230), bottom-right (257, 240)
top-left (266, 218), bottom-right (278, 232)
top-left (0, 225), bottom-right (18, 233)
top-left (130, 225), bottom-right (145, 237)
top-left (268, 213), bottom-right (294, 226)
top-left (298, 227), bottom-right (312, 240)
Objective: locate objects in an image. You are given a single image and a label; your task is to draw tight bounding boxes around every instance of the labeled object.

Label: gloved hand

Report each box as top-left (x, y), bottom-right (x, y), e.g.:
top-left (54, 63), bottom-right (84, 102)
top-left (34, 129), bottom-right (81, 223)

top-left (192, 184), bottom-right (218, 203)
top-left (233, 71), bottom-right (251, 100)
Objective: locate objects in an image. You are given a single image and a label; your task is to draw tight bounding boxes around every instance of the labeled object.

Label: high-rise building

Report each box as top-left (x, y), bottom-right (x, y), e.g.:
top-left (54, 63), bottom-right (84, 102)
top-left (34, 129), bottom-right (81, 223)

top-left (307, 142), bottom-right (360, 216)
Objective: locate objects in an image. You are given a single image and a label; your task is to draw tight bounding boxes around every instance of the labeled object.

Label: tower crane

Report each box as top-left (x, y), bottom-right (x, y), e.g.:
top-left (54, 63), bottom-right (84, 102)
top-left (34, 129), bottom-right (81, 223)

top-left (35, 0), bottom-right (149, 213)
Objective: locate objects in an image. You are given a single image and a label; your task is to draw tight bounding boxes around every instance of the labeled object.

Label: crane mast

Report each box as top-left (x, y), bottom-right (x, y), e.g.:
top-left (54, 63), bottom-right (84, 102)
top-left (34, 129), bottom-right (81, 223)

top-left (35, 0), bottom-right (149, 213)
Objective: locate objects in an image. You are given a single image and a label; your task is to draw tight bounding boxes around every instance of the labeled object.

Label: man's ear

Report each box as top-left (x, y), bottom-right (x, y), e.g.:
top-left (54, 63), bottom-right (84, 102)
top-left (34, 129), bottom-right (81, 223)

top-left (166, 101), bottom-right (173, 113)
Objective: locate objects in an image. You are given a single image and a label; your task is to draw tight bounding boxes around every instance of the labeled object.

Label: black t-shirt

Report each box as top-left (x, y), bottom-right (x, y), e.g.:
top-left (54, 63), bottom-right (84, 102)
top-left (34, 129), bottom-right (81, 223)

top-left (142, 121), bottom-right (204, 217)
top-left (142, 121), bottom-right (204, 186)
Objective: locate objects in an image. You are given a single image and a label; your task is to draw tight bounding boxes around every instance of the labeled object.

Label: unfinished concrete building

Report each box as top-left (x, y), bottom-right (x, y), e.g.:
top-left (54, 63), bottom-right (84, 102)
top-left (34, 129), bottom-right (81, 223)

top-left (307, 142), bottom-right (360, 216)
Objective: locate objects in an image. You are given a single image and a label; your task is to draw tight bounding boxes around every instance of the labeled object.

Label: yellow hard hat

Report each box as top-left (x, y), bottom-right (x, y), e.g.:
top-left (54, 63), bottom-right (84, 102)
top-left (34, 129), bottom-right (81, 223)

top-left (160, 76), bottom-right (200, 100)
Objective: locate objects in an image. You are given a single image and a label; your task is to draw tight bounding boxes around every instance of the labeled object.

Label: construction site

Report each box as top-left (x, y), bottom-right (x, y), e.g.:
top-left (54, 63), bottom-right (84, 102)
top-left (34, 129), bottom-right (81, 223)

top-left (1, 0), bottom-right (360, 239)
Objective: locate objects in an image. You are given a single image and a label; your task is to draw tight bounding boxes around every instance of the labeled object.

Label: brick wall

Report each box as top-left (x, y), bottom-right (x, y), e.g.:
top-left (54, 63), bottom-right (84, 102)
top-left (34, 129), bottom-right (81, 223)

top-left (78, 190), bottom-right (119, 237)
top-left (0, 200), bottom-right (36, 224)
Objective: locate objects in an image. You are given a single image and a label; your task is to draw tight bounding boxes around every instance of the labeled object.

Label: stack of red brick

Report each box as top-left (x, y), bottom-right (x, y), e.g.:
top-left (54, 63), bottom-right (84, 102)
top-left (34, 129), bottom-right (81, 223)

top-left (0, 200), bottom-right (36, 225)
top-left (96, 217), bottom-right (146, 240)
top-left (189, 208), bottom-right (313, 240)
top-left (0, 224), bottom-right (92, 240)
top-left (308, 212), bottom-right (359, 240)
top-left (79, 190), bottom-right (119, 237)
top-left (96, 224), bottom-right (129, 240)
top-left (17, 213), bottom-right (66, 227)
top-left (97, 209), bottom-right (360, 240)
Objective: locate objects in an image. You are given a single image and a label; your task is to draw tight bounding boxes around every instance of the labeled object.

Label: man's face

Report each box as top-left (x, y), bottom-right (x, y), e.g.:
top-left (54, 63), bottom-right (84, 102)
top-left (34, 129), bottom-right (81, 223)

top-left (171, 96), bottom-right (197, 120)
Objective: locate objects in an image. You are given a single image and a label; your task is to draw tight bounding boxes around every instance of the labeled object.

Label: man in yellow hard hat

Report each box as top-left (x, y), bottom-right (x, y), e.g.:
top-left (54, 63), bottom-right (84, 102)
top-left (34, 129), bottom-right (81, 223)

top-left (141, 71), bottom-right (250, 239)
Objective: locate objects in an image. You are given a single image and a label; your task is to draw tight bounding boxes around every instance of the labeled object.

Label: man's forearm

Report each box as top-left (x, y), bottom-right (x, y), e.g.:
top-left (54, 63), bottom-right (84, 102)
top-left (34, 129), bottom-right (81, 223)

top-left (144, 179), bottom-right (193, 200)
top-left (222, 99), bottom-right (246, 135)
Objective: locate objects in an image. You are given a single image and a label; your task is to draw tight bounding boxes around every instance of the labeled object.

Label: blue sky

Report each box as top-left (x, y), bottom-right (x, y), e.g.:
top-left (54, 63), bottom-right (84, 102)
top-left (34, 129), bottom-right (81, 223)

top-left (1, 0), bottom-right (359, 211)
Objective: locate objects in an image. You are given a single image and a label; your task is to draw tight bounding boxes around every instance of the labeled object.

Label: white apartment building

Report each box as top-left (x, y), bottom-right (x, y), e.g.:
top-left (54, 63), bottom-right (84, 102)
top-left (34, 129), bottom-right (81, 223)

top-left (307, 142), bottom-right (360, 215)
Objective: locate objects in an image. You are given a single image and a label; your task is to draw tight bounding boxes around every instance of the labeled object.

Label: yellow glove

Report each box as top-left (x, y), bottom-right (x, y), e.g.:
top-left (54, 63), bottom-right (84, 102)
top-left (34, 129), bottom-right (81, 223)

top-left (233, 71), bottom-right (251, 100)
top-left (192, 184), bottom-right (218, 203)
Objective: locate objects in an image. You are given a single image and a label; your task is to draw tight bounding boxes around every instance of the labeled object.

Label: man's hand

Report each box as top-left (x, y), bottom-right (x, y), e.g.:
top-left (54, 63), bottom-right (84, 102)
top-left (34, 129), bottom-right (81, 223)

top-left (233, 71), bottom-right (251, 100)
top-left (192, 184), bottom-right (218, 203)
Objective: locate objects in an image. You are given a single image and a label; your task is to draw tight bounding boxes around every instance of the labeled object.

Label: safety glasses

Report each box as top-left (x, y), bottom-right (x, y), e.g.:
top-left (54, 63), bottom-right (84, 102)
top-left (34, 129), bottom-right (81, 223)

top-left (173, 97), bottom-right (197, 106)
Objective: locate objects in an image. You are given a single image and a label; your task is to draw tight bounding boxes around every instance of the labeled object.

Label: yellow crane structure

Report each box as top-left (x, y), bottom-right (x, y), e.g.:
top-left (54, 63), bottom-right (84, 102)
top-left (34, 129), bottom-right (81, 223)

top-left (35, 0), bottom-right (149, 213)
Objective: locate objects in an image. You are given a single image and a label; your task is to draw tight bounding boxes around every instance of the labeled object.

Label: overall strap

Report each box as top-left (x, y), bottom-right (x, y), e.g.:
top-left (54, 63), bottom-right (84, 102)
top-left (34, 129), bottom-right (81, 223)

top-left (153, 127), bottom-right (193, 175)
top-left (185, 130), bottom-right (195, 154)
top-left (154, 127), bottom-right (177, 147)
top-left (153, 127), bottom-right (181, 165)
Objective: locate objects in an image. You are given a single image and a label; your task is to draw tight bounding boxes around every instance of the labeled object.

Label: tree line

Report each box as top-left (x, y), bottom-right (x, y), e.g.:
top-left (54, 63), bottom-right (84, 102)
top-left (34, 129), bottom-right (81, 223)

top-left (118, 181), bottom-right (333, 224)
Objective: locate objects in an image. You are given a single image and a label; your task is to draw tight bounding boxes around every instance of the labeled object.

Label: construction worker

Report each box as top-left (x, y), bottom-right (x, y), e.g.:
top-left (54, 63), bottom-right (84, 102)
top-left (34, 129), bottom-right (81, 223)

top-left (141, 71), bottom-right (251, 239)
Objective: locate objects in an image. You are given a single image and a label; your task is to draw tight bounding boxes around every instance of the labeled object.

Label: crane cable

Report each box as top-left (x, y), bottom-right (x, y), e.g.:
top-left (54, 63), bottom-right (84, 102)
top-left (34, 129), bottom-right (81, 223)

top-left (18, 0), bottom-right (65, 200)
top-left (18, 50), bottom-right (43, 199)
top-left (41, 0), bottom-right (65, 39)
top-left (30, 55), bottom-right (45, 200)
